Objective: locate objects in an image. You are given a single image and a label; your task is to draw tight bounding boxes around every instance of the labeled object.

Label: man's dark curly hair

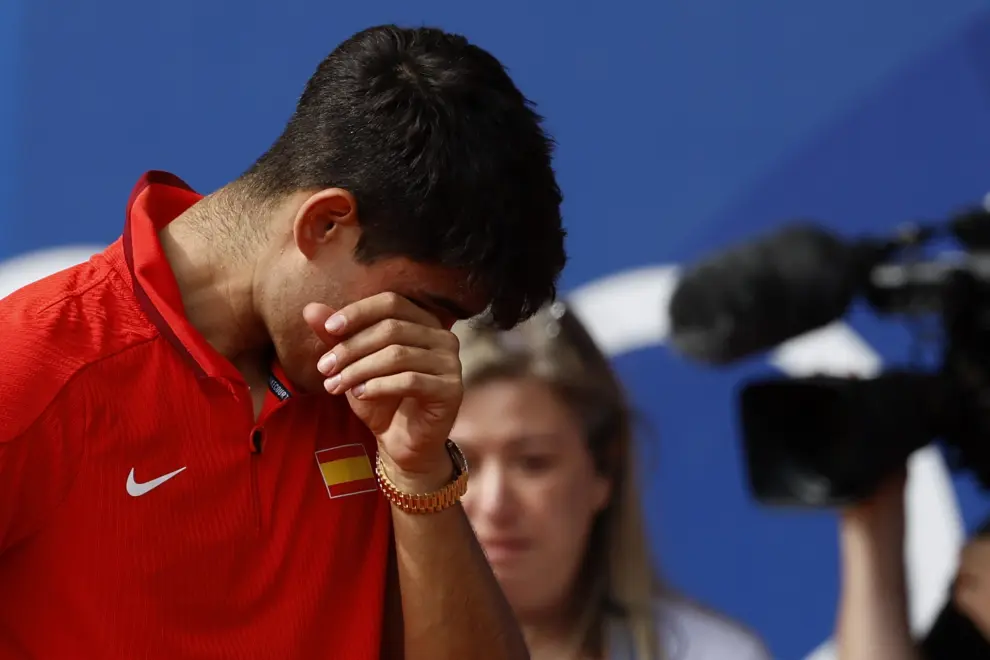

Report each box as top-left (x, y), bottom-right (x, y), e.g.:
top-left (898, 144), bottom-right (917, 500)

top-left (243, 25), bottom-right (566, 328)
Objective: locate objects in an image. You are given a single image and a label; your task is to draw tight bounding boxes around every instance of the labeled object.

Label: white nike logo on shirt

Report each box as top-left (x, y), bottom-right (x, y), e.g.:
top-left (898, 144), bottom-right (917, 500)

top-left (126, 466), bottom-right (187, 497)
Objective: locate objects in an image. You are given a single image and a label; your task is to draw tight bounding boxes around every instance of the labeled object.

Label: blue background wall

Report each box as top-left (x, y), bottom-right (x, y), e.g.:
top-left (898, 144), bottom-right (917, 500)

top-left (4, 2), bottom-right (990, 657)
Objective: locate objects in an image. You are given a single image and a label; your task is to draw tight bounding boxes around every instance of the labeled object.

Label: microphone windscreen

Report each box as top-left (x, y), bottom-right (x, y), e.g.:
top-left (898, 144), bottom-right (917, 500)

top-left (668, 223), bottom-right (864, 364)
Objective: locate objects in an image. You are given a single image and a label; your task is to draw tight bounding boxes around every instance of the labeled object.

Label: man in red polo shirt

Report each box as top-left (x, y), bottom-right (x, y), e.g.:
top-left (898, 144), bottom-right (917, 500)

top-left (0, 24), bottom-right (565, 659)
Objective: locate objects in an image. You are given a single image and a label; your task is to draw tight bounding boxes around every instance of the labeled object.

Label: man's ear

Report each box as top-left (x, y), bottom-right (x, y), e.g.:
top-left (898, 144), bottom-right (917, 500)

top-left (292, 188), bottom-right (358, 259)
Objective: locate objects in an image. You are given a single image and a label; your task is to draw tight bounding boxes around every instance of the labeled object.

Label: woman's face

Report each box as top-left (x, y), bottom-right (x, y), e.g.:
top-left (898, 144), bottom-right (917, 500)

top-left (451, 377), bottom-right (612, 619)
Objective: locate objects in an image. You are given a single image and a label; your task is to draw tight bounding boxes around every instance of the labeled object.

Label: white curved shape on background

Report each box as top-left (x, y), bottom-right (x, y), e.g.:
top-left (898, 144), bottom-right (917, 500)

top-left (0, 245), bottom-right (104, 299)
top-left (567, 265), bottom-right (681, 356)
top-left (769, 323), bottom-right (881, 378)
top-left (568, 266), bottom-right (964, 660)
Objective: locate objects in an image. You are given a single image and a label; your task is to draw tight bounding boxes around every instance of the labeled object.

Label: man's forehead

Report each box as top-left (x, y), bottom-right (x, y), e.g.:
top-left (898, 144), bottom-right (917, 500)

top-left (420, 284), bottom-right (491, 319)
top-left (387, 260), bottom-right (490, 320)
top-left (422, 292), bottom-right (476, 322)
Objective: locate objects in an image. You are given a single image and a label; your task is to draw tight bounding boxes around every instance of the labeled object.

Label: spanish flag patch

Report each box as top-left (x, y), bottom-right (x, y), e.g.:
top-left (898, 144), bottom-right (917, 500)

top-left (315, 443), bottom-right (378, 499)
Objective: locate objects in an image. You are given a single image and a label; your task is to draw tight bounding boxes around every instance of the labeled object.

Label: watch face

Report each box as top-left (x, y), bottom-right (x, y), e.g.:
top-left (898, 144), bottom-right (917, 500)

top-left (446, 439), bottom-right (469, 475)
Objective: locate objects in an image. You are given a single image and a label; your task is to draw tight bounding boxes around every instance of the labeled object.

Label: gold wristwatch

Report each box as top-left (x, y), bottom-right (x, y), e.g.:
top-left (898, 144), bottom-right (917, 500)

top-left (375, 440), bottom-right (469, 514)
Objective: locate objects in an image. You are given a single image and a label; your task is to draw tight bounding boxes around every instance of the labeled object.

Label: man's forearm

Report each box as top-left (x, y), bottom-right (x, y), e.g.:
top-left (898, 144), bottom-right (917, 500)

top-left (391, 502), bottom-right (528, 660)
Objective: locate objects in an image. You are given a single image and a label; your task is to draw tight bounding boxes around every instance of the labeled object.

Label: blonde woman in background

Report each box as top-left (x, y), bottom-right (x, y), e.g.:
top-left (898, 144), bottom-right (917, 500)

top-left (452, 303), bottom-right (772, 660)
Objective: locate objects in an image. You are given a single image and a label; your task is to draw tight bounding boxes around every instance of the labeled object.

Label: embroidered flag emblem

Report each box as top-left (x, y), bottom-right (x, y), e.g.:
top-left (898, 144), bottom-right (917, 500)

top-left (314, 443), bottom-right (378, 499)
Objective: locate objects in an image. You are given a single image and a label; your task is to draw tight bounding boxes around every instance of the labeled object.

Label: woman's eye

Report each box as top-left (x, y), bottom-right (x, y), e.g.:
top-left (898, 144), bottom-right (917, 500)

top-left (520, 455), bottom-right (554, 472)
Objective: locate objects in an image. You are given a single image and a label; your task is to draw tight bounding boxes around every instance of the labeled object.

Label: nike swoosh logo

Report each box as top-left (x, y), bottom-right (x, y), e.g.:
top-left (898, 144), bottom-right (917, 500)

top-left (126, 466), bottom-right (187, 497)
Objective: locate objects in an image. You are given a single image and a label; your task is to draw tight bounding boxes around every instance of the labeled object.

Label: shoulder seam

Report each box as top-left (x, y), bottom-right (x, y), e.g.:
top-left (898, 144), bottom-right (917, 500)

top-left (4, 334), bottom-right (164, 550)
top-left (6, 254), bottom-right (157, 442)
top-left (33, 257), bottom-right (117, 317)
top-left (15, 333), bottom-right (163, 440)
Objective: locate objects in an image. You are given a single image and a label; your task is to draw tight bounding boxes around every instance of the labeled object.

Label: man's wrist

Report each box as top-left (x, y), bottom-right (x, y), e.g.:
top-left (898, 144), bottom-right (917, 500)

top-left (377, 447), bottom-right (455, 495)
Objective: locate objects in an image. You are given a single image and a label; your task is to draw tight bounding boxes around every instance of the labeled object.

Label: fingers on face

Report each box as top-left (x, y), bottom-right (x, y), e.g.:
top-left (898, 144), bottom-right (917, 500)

top-left (309, 292), bottom-right (463, 398)
top-left (320, 318), bottom-right (461, 395)
top-left (324, 292), bottom-right (442, 338)
top-left (325, 344), bottom-right (459, 395)
top-left (348, 371), bottom-right (462, 402)
top-left (321, 319), bottom-right (436, 372)
top-left (320, 319), bottom-right (458, 373)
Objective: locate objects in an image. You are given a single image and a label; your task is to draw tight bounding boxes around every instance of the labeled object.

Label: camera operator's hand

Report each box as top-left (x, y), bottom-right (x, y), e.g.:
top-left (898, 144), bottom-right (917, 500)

top-left (840, 469), bottom-right (908, 549)
top-left (954, 537), bottom-right (990, 641)
top-left (836, 469), bottom-right (920, 660)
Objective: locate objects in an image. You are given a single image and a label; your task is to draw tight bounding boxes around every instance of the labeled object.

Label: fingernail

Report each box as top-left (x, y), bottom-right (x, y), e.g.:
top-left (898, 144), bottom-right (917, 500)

top-left (325, 314), bottom-right (346, 333)
top-left (351, 383), bottom-right (365, 397)
top-left (317, 352), bottom-right (337, 375)
top-left (324, 374), bottom-right (341, 392)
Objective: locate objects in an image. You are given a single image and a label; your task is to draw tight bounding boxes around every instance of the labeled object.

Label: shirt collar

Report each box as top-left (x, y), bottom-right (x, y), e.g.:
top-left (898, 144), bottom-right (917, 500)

top-left (123, 171), bottom-right (245, 384)
top-left (122, 171), bottom-right (304, 404)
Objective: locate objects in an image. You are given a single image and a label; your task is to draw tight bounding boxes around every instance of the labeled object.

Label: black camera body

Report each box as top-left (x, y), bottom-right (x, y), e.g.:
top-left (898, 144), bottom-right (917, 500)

top-left (670, 209), bottom-right (990, 506)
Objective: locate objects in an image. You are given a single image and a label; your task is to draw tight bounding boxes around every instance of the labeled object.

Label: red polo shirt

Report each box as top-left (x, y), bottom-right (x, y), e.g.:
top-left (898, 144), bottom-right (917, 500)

top-left (0, 172), bottom-right (392, 659)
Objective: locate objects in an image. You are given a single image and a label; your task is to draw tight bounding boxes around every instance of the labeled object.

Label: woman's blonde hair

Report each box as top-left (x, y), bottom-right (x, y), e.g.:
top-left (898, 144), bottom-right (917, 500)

top-left (456, 302), bottom-right (662, 660)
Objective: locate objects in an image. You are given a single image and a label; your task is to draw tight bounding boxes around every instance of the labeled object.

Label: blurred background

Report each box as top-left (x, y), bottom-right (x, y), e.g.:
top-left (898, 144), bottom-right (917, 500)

top-left (4, 1), bottom-right (990, 657)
